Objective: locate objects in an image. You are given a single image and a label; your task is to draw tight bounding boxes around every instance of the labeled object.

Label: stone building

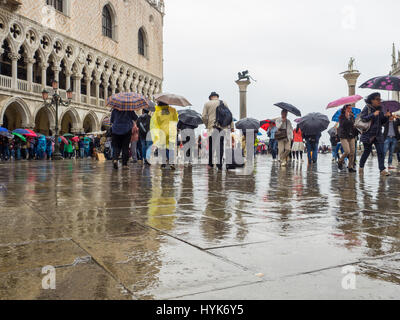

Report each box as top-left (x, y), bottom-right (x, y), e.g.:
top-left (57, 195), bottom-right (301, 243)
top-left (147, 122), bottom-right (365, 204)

top-left (0, 0), bottom-right (164, 135)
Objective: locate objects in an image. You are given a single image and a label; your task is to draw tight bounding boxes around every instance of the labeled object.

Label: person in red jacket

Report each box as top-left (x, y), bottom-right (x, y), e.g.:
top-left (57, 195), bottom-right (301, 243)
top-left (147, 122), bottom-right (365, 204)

top-left (291, 126), bottom-right (304, 161)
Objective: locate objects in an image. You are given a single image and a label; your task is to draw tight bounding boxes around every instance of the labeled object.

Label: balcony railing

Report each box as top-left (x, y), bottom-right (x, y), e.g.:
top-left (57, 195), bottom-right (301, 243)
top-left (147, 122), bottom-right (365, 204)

top-left (0, 74), bottom-right (105, 108)
top-left (0, 75), bottom-right (12, 89)
top-left (17, 79), bottom-right (28, 92)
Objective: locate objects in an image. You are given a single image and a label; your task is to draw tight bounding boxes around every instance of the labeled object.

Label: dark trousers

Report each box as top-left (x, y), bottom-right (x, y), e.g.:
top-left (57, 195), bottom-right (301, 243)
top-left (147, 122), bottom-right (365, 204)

top-left (360, 141), bottom-right (385, 172)
top-left (112, 131), bottom-right (132, 165)
top-left (208, 129), bottom-right (225, 168)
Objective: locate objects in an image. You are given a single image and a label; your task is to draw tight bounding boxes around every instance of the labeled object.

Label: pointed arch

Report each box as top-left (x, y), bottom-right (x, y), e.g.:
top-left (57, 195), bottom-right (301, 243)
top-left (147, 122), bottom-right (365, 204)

top-left (102, 2), bottom-right (118, 41)
top-left (0, 97), bottom-right (32, 129)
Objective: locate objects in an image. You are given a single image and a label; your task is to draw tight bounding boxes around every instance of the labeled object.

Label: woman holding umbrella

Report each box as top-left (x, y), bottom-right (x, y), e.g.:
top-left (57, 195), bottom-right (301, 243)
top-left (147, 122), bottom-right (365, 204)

top-left (358, 93), bottom-right (391, 176)
top-left (337, 104), bottom-right (357, 172)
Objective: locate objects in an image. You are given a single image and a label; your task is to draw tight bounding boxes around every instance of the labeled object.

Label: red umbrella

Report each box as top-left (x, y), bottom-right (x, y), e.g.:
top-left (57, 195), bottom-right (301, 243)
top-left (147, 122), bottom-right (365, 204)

top-left (260, 119), bottom-right (276, 131)
top-left (24, 129), bottom-right (38, 138)
top-left (71, 136), bottom-right (79, 142)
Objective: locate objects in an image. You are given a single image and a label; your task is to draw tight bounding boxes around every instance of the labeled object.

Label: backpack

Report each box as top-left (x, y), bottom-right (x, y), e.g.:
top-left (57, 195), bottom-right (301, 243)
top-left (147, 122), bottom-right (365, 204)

top-left (215, 100), bottom-right (233, 128)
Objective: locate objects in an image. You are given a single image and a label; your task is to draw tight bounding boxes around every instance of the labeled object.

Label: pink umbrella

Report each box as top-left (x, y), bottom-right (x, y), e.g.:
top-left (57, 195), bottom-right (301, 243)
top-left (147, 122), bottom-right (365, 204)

top-left (59, 136), bottom-right (69, 145)
top-left (24, 129), bottom-right (38, 138)
top-left (71, 136), bottom-right (79, 143)
top-left (326, 95), bottom-right (363, 109)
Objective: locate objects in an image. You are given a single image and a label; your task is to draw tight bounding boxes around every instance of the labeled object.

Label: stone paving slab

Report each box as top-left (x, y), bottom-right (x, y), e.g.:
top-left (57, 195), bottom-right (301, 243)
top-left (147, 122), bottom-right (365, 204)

top-left (0, 263), bottom-right (132, 300)
top-left (174, 265), bottom-right (400, 300)
top-left (74, 223), bottom-right (260, 300)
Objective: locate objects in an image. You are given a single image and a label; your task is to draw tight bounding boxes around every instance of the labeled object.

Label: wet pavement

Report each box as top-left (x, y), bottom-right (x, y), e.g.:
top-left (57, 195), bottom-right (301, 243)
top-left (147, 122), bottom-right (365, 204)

top-left (0, 155), bottom-right (399, 300)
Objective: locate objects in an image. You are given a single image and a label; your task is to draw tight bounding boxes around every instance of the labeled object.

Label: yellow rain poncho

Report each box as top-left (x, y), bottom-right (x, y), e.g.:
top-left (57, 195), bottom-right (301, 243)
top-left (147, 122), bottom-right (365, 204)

top-left (150, 105), bottom-right (178, 148)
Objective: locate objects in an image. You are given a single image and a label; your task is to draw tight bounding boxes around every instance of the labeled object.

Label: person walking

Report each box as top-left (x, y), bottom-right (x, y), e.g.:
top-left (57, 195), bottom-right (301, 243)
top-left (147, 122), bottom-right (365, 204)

top-left (338, 104), bottom-right (357, 172)
top-left (137, 109), bottom-right (152, 166)
top-left (110, 108), bottom-right (138, 169)
top-left (275, 110), bottom-right (293, 167)
top-left (359, 92), bottom-right (391, 176)
top-left (202, 92), bottom-right (234, 170)
top-left (383, 115), bottom-right (400, 169)
top-left (292, 126), bottom-right (304, 162)
top-left (150, 101), bottom-right (178, 169)
top-left (46, 138), bottom-right (52, 160)
top-left (130, 121), bottom-right (139, 163)
top-left (303, 132), bottom-right (321, 165)
top-left (267, 125), bottom-right (278, 161)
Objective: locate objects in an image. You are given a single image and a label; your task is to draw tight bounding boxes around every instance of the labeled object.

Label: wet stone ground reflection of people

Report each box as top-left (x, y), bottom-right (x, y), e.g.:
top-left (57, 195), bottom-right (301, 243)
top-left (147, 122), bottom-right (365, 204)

top-left (0, 155), bottom-right (400, 299)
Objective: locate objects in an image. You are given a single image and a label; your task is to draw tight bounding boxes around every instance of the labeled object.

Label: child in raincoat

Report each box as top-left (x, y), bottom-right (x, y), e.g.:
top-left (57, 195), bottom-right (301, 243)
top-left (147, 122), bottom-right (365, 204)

top-left (150, 101), bottom-right (178, 169)
top-left (37, 136), bottom-right (46, 160)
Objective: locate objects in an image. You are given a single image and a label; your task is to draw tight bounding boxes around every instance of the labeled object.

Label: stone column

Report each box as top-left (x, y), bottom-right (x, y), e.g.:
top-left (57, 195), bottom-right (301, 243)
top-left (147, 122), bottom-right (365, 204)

top-left (9, 53), bottom-right (20, 90)
top-left (40, 62), bottom-right (48, 89)
top-left (65, 70), bottom-right (72, 91)
top-left (235, 79), bottom-right (251, 119)
top-left (343, 71), bottom-right (361, 96)
top-left (132, 76), bottom-right (139, 93)
top-left (52, 66), bottom-right (60, 83)
top-left (86, 76), bottom-right (92, 102)
top-left (26, 58), bottom-right (35, 92)
top-left (72, 74), bottom-right (82, 102)
top-left (103, 79), bottom-right (109, 102)
top-left (94, 78), bottom-right (101, 106)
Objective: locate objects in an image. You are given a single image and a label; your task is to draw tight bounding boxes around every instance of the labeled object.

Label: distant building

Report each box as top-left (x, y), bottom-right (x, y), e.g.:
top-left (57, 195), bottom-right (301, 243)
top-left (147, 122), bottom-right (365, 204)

top-left (0, 0), bottom-right (164, 134)
top-left (390, 43), bottom-right (400, 102)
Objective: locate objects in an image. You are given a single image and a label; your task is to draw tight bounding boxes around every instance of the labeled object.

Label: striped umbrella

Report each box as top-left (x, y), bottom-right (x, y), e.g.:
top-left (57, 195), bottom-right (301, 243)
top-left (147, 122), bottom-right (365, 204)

top-left (107, 92), bottom-right (150, 111)
top-left (102, 117), bottom-right (111, 128)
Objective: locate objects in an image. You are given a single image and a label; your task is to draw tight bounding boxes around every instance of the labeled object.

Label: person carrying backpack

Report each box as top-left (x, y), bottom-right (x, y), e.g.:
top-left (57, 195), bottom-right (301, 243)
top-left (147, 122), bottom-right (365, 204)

top-left (202, 91), bottom-right (234, 170)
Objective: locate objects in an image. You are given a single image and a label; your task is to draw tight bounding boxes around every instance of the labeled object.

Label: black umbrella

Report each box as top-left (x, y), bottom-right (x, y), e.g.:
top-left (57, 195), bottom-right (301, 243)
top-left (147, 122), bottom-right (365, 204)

top-left (328, 127), bottom-right (337, 137)
top-left (145, 100), bottom-right (156, 112)
top-left (178, 109), bottom-right (203, 128)
top-left (360, 76), bottom-right (400, 91)
top-left (274, 102), bottom-right (302, 117)
top-left (235, 118), bottom-right (260, 131)
top-left (298, 113), bottom-right (330, 136)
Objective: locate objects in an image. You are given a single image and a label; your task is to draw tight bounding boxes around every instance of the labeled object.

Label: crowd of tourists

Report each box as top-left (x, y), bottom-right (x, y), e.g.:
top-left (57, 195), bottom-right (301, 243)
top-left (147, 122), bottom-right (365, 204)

top-left (1, 91), bottom-right (400, 177)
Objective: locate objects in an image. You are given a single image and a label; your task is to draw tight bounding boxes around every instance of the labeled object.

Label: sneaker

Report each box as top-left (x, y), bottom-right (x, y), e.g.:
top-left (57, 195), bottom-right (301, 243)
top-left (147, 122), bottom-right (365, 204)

top-left (380, 170), bottom-right (391, 176)
top-left (170, 164), bottom-right (176, 170)
top-left (161, 164), bottom-right (166, 169)
top-left (144, 160), bottom-right (151, 166)
top-left (348, 168), bottom-right (356, 173)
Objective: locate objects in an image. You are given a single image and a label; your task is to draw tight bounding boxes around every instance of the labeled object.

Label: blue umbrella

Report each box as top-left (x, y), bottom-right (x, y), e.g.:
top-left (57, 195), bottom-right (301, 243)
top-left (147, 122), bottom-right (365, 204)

top-left (332, 108), bottom-right (361, 122)
top-left (0, 127), bottom-right (8, 133)
top-left (13, 128), bottom-right (30, 135)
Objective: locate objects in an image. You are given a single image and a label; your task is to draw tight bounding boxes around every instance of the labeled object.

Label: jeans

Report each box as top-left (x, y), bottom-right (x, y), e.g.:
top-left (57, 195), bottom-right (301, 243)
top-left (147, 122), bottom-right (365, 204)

top-left (140, 140), bottom-right (152, 161)
top-left (306, 139), bottom-right (319, 164)
top-left (130, 141), bottom-right (138, 161)
top-left (270, 139), bottom-right (278, 159)
top-left (384, 136), bottom-right (398, 165)
top-left (360, 141), bottom-right (385, 172)
top-left (208, 129), bottom-right (225, 169)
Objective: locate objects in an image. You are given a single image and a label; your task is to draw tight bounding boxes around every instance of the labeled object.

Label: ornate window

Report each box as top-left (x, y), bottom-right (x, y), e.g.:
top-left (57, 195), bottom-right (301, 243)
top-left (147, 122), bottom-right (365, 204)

top-left (138, 28), bottom-right (147, 57)
top-left (102, 6), bottom-right (113, 39)
top-left (47, 0), bottom-right (64, 12)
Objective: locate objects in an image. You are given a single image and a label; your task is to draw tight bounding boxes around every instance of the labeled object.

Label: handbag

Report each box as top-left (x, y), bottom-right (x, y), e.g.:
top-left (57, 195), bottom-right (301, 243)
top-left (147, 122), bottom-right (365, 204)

top-left (354, 107), bottom-right (372, 133)
top-left (275, 128), bottom-right (287, 140)
top-left (275, 120), bottom-right (288, 140)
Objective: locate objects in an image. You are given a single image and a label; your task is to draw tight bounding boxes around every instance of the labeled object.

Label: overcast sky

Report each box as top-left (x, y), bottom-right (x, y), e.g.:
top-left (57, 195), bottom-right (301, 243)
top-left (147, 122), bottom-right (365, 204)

top-left (162, 0), bottom-right (400, 143)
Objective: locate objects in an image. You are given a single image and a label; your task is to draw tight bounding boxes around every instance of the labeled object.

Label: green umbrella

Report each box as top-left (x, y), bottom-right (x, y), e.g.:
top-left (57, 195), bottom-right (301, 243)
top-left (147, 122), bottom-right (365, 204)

top-left (12, 132), bottom-right (27, 142)
top-left (63, 133), bottom-right (74, 137)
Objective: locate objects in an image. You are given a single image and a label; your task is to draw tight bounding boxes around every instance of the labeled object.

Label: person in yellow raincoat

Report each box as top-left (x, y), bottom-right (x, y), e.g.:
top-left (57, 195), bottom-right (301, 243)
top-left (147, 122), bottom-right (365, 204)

top-left (150, 101), bottom-right (178, 169)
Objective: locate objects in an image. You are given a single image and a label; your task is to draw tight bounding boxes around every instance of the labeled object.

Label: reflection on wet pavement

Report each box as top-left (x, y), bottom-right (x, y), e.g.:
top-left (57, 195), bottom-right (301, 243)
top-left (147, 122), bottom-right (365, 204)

top-left (0, 155), bottom-right (399, 299)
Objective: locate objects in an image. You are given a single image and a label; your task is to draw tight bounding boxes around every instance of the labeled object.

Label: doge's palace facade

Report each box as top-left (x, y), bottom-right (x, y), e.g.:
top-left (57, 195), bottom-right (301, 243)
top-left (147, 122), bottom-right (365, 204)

top-left (0, 0), bottom-right (164, 134)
